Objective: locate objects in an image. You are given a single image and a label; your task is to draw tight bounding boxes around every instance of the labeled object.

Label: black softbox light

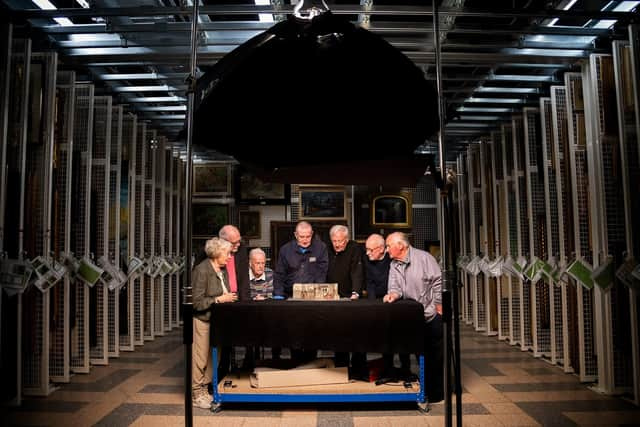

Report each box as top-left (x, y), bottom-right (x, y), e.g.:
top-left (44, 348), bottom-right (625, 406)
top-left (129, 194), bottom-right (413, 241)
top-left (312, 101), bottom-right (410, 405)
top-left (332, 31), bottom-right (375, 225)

top-left (192, 10), bottom-right (439, 182)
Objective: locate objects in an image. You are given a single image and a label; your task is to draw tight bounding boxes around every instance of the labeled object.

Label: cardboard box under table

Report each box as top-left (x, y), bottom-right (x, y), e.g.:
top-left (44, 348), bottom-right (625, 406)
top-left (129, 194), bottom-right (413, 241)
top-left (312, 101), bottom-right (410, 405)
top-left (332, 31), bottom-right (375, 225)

top-left (210, 299), bottom-right (426, 411)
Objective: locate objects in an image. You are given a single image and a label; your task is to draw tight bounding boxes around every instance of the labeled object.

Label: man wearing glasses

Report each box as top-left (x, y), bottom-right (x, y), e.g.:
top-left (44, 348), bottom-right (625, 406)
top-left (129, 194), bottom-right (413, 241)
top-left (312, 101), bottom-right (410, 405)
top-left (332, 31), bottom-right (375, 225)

top-left (365, 233), bottom-right (412, 383)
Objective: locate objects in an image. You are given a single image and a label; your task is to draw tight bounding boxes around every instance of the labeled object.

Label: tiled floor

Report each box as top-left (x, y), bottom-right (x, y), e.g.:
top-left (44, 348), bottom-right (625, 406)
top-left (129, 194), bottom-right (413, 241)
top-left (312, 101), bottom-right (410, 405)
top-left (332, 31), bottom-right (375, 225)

top-left (3, 326), bottom-right (640, 427)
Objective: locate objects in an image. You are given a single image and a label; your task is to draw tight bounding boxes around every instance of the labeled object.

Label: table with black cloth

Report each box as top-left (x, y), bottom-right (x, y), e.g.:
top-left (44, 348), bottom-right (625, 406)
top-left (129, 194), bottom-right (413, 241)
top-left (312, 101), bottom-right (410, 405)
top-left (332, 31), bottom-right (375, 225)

top-left (208, 299), bottom-right (428, 410)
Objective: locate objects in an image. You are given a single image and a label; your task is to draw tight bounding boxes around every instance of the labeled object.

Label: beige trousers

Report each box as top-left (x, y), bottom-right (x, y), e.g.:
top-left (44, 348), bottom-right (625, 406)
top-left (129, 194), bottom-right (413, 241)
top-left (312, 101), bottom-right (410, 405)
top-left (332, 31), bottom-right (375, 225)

top-left (192, 317), bottom-right (214, 393)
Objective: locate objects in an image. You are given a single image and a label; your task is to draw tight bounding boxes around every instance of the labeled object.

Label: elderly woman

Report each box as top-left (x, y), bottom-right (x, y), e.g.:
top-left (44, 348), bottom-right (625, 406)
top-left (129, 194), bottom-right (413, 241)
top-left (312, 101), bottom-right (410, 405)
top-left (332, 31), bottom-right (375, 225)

top-left (191, 237), bottom-right (237, 409)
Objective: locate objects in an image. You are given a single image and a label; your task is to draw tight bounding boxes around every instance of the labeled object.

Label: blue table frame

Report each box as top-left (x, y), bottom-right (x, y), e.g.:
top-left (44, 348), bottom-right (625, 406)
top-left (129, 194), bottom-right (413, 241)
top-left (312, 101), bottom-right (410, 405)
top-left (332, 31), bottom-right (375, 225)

top-left (211, 347), bottom-right (426, 410)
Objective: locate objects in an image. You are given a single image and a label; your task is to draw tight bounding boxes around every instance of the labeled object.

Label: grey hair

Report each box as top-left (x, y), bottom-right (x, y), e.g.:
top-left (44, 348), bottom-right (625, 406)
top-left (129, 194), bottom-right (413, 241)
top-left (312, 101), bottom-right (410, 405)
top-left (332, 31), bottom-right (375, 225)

top-left (329, 224), bottom-right (349, 237)
top-left (295, 221), bottom-right (312, 233)
top-left (249, 247), bottom-right (266, 260)
top-left (366, 233), bottom-right (385, 247)
top-left (388, 232), bottom-right (410, 248)
top-left (204, 237), bottom-right (232, 259)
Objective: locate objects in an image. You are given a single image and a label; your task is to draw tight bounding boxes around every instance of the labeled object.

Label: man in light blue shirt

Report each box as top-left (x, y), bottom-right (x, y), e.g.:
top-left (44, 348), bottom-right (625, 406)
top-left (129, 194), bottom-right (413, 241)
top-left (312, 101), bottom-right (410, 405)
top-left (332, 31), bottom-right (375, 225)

top-left (383, 232), bottom-right (443, 403)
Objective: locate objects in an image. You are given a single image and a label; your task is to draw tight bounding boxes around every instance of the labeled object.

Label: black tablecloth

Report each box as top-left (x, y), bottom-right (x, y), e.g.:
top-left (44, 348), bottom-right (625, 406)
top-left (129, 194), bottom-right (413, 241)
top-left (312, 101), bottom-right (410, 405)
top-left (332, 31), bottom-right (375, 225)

top-left (210, 299), bottom-right (425, 353)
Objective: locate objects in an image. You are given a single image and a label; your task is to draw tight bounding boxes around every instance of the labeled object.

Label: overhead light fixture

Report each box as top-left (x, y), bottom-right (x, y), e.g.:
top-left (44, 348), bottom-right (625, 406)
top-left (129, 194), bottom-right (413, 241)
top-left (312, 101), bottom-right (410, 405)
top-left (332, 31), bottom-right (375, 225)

top-left (32, 0), bottom-right (74, 26)
top-left (255, 0), bottom-right (275, 23)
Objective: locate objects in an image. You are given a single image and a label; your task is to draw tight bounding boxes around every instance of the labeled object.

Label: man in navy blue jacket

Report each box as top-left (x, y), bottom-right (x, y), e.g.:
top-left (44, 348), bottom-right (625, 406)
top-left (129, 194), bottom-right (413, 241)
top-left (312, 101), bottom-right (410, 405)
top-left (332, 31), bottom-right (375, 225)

top-left (273, 221), bottom-right (328, 298)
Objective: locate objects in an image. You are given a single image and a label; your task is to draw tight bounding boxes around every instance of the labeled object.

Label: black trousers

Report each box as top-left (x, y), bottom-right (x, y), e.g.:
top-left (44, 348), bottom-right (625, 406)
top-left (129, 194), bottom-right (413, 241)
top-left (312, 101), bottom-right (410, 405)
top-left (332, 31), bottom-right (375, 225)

top-left (424, 314), bottom-right (444, 402)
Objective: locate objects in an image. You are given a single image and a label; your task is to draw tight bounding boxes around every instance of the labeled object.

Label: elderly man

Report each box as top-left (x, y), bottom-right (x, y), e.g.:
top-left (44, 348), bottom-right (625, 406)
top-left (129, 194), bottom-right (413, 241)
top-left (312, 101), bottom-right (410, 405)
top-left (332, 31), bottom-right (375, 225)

top-left (327, 224), bottom-right (364, 299)
top-left (327, 225), bottom-right (366, 379)
top-left (273, 221), bottom-right (328, 298)
top-left (248, 248), bottom-right (273, 300)
top-left (383, 232), bottom-right (443, 403)
top-left (364, 233), bottom-right (411, 382)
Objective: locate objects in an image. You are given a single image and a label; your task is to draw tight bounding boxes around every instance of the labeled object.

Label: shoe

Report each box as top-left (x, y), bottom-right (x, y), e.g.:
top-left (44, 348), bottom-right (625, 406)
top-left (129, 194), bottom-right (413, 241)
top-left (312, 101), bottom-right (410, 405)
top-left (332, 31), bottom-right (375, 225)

top-left (193, 393), bottom-right (212, 409)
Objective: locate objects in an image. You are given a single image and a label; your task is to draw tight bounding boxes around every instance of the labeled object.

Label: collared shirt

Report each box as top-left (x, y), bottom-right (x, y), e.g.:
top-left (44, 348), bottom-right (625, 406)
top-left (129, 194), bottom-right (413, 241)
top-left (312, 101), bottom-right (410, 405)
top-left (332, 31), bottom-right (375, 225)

top-left (249, 268), bottom-right (274, 300)
top-left (388, 246), bottom-right (441, 322)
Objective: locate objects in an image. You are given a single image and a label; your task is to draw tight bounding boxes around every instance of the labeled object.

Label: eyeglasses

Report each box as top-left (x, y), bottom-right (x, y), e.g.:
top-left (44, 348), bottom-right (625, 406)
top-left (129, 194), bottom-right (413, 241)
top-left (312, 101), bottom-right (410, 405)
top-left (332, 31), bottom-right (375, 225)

top-left (365, 245), bottom-right (384, 254)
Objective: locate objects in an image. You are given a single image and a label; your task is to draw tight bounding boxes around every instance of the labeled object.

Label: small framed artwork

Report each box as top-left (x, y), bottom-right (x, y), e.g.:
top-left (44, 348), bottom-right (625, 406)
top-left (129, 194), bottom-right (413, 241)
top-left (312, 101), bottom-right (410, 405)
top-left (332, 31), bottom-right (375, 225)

top-left (238, 168), bottom-right (290, 205)
top-left (193, 163), bottom-right (231, 196)
top-left (239, 211), bottom-right (261, 240)
top-left (371, 193), bottom-right (412, 228)
top-left (191, 202), bottom-right (229, 237)
top-left (299, 186), bottom-right (346, 220)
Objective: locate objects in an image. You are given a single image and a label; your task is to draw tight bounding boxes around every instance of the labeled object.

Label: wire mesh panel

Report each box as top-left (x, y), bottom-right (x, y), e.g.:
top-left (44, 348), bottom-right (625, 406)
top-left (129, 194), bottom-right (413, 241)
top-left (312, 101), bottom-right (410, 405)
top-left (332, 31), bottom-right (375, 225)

top-left (143, 129), bottom-right (155, 341)
top-left (173, 154), bottom-right (182, 327)
top-left (89, 96), bottom-right (111, 366)
top-left (119, 113), bottom-right (136, 352)
top-left (523, 107), bottom-right (551, 359)
top-left (163, 144), bottom-right (173, 332)
top-left (541, 97), bottom-right (569, 370)
top-left (3, 38), bottom-right (31, 405)
top-left (467, 145), bottom-right (485, 332)
top-left (492, 132), bottom-right (509, 341)
top-left (513, 116), bottom-right (533, 351)
top-left (480, 142), bottom-right (498, 336)
top-left (616, 28), bottom-right (640, 404)
top-left (133, 122), bottom-right (146, 346)
top-left (551, 86), bottom-right (577, 374)
top-left (565, 69), bottom-right (599, 384)
top-left (153, 136), bottom-right (165, 337)
top-left (49, 70), bottom-right (75, 384)
top-left (21, 51), bottom-right (58, 396)
top-left (69, 83), bottom-right (94, 373)
top-left (107, 105), bottom-right (122, 358)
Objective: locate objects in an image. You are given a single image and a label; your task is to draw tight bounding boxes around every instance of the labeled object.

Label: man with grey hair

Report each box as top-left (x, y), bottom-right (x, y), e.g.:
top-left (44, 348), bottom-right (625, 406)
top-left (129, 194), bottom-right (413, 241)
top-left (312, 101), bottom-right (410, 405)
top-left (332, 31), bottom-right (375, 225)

top-left (327, 224), bottom-right (366, 380)
top-left (384, 232), bottom-right (443, 403)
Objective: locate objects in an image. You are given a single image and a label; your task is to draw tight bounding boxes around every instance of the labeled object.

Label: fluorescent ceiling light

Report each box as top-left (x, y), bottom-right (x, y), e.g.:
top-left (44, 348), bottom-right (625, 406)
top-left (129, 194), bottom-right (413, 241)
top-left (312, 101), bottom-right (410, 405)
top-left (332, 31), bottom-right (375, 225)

top-left (476, 87), bottom-right (537, 94)
top-left (457, 107), bottom-right (513, 113)
top-left (255, 0), bottom-right (274, 23)
top-left (465, 97), bottom-right (525, 104)
top-left (489, 74), bottom-right (553, 82)
top-left (32, 0), bottom-right (75, 26)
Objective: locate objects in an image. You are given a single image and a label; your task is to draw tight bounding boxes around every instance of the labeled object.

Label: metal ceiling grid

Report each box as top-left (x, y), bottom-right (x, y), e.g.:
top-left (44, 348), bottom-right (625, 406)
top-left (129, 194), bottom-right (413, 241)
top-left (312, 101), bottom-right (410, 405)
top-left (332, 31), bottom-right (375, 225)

top-left (2, 0), bottom-right (638, 161)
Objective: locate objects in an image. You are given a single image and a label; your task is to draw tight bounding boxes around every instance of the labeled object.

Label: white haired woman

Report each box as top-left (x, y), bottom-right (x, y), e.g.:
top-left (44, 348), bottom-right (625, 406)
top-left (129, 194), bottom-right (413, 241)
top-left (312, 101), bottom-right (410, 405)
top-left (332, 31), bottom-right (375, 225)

top-left (191, 237), bottom-right (237, 409)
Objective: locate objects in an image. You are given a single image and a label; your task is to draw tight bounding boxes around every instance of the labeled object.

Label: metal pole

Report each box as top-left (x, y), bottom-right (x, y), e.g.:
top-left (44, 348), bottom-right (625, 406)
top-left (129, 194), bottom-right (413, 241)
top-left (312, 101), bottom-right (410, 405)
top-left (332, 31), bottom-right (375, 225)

top-left (432, 1), bottom-right (459, 426)
top-left (183, 1), bottom-right (199, 425)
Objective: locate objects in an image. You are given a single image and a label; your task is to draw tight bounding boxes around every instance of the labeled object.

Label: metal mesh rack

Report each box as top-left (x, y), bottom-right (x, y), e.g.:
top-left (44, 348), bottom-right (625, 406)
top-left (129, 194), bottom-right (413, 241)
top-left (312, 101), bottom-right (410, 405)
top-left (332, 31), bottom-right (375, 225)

top-left (69, 83), bottom-right (94, 374)
top-left (143, 129), bottom-right (155, 341)
top-left (49, 70), bottom-right (75, 384)
top-left (89, 96), bottom-right (112, 366)
top-left (613, 31), bottom-right (640, 404)
top-left (22, 51), bottom-right (57, 396)
top-left (565, 69), bottom-right (597, 384)
top-left (550, 85), bottom-right (577, 375)
top-left (524, 107), bottom-right (551, 359)
top-left (133, 122), bottom-right (146, 346)
top-left (119, 113), bottom-right (137, 352)
top-left (107, 105), bottom-right (122, 359)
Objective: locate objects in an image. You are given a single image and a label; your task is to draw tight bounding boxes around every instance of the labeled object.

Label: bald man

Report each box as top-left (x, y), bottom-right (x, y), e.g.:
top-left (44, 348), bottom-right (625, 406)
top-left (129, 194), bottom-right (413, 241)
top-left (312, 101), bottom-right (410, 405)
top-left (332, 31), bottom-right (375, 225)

top-left (384, 232), bottom-right (443, 403)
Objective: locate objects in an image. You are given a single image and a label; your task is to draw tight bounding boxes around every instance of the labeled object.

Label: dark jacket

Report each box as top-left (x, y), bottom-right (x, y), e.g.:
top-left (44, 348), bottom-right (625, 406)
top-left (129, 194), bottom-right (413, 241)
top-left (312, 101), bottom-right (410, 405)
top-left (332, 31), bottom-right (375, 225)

top-left (327, 240), bottom-right (365, 298)
top-left (195, 244), bottom-right (250, 301)
top-left (366, 252), bottom-right (391, 299)
top-left (192, 258), bottom-right (229, 322)
top-left (273, 238), bottom-right (328, 297)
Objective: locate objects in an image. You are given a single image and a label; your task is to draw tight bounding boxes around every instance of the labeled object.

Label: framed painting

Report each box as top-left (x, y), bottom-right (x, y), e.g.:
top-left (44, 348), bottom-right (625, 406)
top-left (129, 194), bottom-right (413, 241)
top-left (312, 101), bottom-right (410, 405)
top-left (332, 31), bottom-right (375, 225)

top-left (371, 193), bottom-right (412, 228)
top-left (191, 202), bottom-right (228, 237)
top-left (193, 163), bottom-right (231, 196)
top-left (239, 211), bottom-right (261, 240)
top-left (237, 168), bottom-right (290, 205)
top-left (299, 186), bottom-right (346, 220)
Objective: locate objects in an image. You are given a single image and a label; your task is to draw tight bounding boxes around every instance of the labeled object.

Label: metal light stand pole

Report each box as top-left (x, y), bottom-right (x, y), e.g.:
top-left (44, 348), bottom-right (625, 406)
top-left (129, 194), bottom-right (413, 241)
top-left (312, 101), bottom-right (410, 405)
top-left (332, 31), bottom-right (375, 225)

top-left (432, 1), bottom-right (462, 426)
top-left (183, 1), bottom-right (199, 425)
